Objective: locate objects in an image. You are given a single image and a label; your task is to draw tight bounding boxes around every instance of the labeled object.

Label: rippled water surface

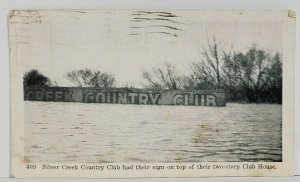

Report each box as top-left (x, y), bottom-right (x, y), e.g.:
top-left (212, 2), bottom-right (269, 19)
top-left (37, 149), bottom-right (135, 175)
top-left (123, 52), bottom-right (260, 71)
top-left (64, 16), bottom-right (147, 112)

top-left (24, 102), bottom-right (282, 162)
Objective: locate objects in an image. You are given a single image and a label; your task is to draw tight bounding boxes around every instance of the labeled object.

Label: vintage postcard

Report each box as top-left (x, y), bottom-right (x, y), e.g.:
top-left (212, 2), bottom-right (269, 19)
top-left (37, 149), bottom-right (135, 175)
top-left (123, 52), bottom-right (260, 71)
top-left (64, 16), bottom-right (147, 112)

top-left (9, 10), bottom-right (295, 178)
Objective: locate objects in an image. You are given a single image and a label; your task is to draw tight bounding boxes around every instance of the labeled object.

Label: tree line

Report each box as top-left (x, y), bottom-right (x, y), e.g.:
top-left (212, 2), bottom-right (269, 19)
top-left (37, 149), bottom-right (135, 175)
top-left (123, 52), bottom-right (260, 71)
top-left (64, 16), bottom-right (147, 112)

top-left (141, 38), bottom-right (282, 103)
top-left (24, 38), bottom-right (282, 104)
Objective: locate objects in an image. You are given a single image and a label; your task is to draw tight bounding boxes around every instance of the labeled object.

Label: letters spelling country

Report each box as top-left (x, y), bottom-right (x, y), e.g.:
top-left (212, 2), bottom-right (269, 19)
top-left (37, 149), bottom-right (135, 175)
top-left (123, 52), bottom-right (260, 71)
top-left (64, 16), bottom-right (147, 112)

top-left (84, 91), bottom-right (217, 106)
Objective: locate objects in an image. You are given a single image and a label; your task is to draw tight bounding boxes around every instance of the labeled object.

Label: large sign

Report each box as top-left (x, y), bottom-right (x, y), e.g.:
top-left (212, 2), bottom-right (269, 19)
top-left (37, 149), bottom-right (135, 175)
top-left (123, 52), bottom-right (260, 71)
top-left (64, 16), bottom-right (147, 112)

top-left (24, 87), bottom-right (226, 106)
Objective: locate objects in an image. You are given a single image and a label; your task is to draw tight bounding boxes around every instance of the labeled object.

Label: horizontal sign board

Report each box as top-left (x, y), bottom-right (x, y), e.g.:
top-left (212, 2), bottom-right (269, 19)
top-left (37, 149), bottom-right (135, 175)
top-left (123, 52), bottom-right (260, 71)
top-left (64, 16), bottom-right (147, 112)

top-left (24, 87), bottom-right (226, 106)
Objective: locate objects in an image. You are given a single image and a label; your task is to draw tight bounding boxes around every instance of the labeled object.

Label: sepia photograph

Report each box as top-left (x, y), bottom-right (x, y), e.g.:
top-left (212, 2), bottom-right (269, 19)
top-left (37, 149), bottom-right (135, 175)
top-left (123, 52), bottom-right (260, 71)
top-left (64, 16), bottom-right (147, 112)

top-left (9, 9), bottom-right (295, 177)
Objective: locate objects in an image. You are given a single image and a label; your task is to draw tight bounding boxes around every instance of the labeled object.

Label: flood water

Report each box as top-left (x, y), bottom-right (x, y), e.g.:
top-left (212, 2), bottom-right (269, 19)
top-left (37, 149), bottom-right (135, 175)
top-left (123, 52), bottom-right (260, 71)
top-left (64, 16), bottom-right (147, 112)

top-left (24, 101), bottom-right (282, 163)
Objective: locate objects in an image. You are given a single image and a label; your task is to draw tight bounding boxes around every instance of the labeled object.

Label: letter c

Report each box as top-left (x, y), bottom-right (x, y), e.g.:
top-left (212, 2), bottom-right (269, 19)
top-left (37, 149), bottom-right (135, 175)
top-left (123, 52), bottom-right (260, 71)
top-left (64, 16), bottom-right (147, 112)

top-left (173, 94), bottom-right (183, 105)
top-left (84, 91), bottom-right (95, 103)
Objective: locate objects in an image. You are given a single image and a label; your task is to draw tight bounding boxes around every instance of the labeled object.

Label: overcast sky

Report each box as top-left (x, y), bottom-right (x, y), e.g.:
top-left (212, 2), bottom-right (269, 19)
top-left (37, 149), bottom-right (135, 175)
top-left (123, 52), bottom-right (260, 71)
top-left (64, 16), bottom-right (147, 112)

top-left (11, 10), bottom-right (283, 87)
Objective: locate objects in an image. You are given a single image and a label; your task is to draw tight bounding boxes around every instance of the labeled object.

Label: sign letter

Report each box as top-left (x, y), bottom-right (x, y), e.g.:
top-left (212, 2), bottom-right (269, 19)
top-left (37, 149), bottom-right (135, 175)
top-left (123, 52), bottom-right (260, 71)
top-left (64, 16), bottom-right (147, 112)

top-left (139, 93), bottom-right (148, 104)
top-left (206, 95), bottom-right (216, 106)
top-left (173, 94), bottom-right (183, 105)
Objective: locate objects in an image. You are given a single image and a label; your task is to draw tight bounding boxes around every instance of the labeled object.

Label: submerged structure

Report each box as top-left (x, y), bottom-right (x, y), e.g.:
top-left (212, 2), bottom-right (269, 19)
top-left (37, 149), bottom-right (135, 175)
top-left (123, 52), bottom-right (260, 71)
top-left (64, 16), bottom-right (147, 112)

top-left (24, 87), bottom-right (226, 106)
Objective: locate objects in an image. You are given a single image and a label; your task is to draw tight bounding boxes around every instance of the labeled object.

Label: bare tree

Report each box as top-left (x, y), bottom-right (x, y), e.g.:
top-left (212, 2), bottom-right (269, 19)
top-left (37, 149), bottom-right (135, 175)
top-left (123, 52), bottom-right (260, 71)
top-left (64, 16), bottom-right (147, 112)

top-left (142, 63), bottom-right (183, 90)
top-left (190, 36), bottom-right (224, 89)
top-left (66, 68), bottom-right (115, 88)
top-left (188, 35), bottom-right (282, 103)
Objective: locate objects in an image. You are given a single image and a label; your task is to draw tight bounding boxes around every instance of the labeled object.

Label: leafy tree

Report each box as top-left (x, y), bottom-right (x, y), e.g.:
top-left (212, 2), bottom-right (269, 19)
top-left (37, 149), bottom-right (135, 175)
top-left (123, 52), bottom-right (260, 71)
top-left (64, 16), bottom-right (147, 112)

top-left (221, 47), bottom-right (282, 103)
top-left (23, 70), bottom-right (52, 87)
top-left (66, 68), bottom-right (115, 88)
top-left (261, 53), bottom-right (282, 103)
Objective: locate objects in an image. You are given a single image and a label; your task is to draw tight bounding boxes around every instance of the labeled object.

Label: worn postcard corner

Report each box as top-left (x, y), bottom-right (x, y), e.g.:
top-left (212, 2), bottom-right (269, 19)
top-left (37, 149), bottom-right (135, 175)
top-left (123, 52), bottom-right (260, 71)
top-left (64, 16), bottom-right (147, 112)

top-left (9, 9), bottom-right (295, 178)
top-left (288, 10), bottom-right (296, 18)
